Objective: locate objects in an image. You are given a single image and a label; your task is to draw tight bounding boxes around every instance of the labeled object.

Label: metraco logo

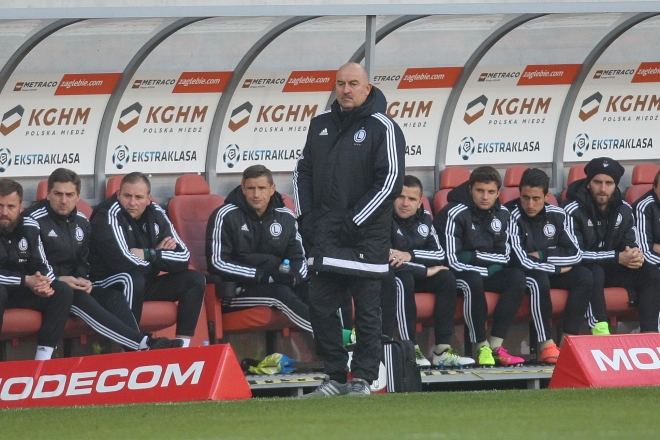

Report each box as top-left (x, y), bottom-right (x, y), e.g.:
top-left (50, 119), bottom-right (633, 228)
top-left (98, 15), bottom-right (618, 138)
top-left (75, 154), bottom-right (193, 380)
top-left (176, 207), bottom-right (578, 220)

top-left (477, 71), bottom-right (520, 82)
top-left (579, 92), bottom-right (603, 121)
top-left (464, 95), bottom-right (487, 124)
top-left (228, 101), bottom-right (253, 132)
top-left (13, 81), bottom-right (58, 92)
top-left (242, 77), bottom-right (286, 89)
top-left (593, 69), bottom-right (635, 80)
top-left (0, 105), bottom-right (24, 136)
top-left (132, 78), bottom-right (177, 89)
top-left (117, 102), bottom-right (142, 133)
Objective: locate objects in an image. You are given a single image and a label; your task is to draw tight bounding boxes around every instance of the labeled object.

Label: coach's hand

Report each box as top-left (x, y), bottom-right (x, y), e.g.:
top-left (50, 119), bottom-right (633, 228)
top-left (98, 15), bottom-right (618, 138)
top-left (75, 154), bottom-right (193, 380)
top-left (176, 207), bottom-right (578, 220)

top-left (389, 249), bottom-right (411, 268)
top-left (59, 276), bottom-right (92, 293)
top-left (426, 266), bottom-right (449, 277)
top-left (157, 237), bottom-right (177, 250)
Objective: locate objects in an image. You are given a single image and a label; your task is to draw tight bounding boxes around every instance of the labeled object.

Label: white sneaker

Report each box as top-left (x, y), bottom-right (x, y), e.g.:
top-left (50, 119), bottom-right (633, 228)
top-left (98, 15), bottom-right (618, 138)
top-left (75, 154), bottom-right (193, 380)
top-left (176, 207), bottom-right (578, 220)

top-left (432, 347), bottom-right (475, 369)
top-left (414, 345), bottom-right (431, 367)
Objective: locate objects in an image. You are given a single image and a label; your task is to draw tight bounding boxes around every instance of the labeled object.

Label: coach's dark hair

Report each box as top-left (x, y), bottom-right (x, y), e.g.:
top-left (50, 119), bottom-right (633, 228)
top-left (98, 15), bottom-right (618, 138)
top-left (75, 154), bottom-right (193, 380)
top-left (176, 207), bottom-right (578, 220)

top-left (121, 172), bottom-right (151, 194)
top-left (0, 179), bottom-right (23, 201)
top-left (519, 168), bottom-right (549, 195)
top-left (654, 168), bottom-right (660, 189)
top-left (242, 165), bottom-right (273, 185)
top-left (469, 166), bottom-right (502, 189)
top-left (48, 168), bottom-right (81, 194)
top-left (403, 175), bottom-right (423, 195)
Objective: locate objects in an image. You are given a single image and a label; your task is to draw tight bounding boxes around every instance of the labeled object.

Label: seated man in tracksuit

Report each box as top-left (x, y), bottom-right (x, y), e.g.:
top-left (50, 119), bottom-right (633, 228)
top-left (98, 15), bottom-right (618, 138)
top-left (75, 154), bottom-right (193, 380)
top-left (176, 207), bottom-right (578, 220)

top-left (564, 157), bottom-right (660, 334)
top-left (0, 178), bottom-right (73, 360)
top-left (634, 167), bottom-right (660, 275)
top-left (89, 172), bottom-right (205, 347)
top-left (24, 168), bottom-right (182, 351)
top-left (205, 165), bottom-right (312, 333)
top-left (435, 166), bottom-right (526, 366)
top-left (506, 168), bottom-right (592, 363)
top-left (381, 175), bottom-right (474, 368)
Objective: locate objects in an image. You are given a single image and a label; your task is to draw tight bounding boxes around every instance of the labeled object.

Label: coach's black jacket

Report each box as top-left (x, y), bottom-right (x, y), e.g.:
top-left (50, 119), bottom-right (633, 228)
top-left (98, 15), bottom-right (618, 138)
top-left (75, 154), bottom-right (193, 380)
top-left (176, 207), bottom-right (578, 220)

top-left (434, 181), bottom-right (510, 277)
top-left (88, 194), bottom-right (190, 281)
top-left (391, 207), bottom-right (445, 279)
top-left (23, 199), bottom-right (90, 278)
top-left (505, 198), bottom-right (582, 274)
top-left (0, 217), bottom-right (54, 286)
top-left (562, 178), bottom-right (637, 264)
top-left (632, 188), bottom-right (660, 265)
top-left (205, 185), bottom-right (306, 286)
top-left (293, 86), bottom-right (405, 279)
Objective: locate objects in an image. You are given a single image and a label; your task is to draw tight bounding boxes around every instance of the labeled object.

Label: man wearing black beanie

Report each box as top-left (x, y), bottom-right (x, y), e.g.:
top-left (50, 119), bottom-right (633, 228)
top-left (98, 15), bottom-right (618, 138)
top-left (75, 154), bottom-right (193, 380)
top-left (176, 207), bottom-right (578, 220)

top-left (563, 157), bottom-right (660, 334)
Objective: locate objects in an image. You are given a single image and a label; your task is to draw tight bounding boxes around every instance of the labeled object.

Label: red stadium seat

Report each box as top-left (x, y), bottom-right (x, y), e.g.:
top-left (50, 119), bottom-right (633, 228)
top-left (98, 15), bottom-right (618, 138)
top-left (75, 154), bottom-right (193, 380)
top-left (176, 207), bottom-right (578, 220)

top-left (105, 175), bottom-right (124, 198)
top-left (422, 194), bottom-right (432, 216)
top-left (36, 179), bottom-right (93, 218)
top-left (562, 165), bottom-right (587, 203)
top-left (281, 193), bottom-right (296, 213)
top-left (503, 165), bottom-right (528, 188)
top-left (498, 188), bottom-right (519, 205)
top-left (0, 309), bottom-right (42, 359)
top-left (625, 163), bottom-right (659, 204)
top-left (432, 166), bottom-right (470, 214)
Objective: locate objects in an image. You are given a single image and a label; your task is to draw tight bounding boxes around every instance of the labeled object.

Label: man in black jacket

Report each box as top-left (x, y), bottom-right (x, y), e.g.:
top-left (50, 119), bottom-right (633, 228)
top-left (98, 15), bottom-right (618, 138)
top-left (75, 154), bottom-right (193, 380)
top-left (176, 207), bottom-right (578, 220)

top-left (25, 168), bottom-right (182, 351)
top-left (381, 175), bottom-right (474, 368)
top-left (634, 168), bottom-right (660, 268)
top-left (89, 172), bottom-right (205, 347)
top-left (564, 157), bottom-right (660, 334)
top-left (506, 168), bottom-right (592, 363)
top-left (435, 166), bottom-right (526, 367)
top-left (205, 165), bottom-right (311, 333)
top-left (295, 63), bottom-right (405, 396)
top-left (0, 179), bottom-right (73, 360)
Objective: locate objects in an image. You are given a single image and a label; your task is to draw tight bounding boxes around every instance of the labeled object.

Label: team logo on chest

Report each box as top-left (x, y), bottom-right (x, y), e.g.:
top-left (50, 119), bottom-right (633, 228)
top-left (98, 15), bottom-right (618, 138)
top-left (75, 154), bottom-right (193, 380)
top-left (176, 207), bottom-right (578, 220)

top-left (418, 224), bottom-right (429, 237)
top-left (18, 237), bottom-right (28, 251)
top-left (615, 213), bottom-right (622, 227)
top-left (75, 226), bottom-right (84, 242)
top-left (354, 129), bottom-right (366, 143)
top-left (143, 223), bottom-right (160, 235)
top-left (543, 224), bottom-right (556, 238)
top-left (491, 218), bottom-right (502, 232)
top-left (270, 222), bottom-right (282, 237)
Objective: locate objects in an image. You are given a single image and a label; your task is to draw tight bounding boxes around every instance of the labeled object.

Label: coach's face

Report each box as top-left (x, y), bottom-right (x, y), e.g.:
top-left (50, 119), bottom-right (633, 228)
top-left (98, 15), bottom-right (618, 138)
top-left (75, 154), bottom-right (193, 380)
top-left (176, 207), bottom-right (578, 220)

top-left (118, 180), bottom-right (151, 219)
top-left (335, 64), bottom-right (372, 110)
top-left (47, 181), bottom-right (79, 217)
top-left (0, 191), bottom-right (21, 234)
top-left (242, 176), bottom-right (275, 218)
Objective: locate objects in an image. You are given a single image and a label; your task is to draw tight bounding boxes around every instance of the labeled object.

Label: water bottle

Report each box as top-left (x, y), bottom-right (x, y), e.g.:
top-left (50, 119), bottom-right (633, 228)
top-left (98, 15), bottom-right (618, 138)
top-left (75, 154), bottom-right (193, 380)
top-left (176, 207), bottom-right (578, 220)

top-left (202, 341), bottom-right (210, 346)
top-left (279, 259), bottom-right (291, 273)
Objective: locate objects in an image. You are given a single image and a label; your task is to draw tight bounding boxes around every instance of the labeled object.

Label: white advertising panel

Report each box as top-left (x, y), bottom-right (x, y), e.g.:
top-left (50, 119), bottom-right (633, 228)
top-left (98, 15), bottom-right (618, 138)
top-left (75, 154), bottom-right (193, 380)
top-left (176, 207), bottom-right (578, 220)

top-left (216, 70), bottom-right (335, 173)
top-left (106, 71), bottom-right (232, 175)
top-left (446, 64), bottom-right (581, 166)
top-left (374, 67), bottom-right (461, 168)
top-left (0, 73), bottom-right (121, 176)
top-left (564, 63), bottom-right (660, 162)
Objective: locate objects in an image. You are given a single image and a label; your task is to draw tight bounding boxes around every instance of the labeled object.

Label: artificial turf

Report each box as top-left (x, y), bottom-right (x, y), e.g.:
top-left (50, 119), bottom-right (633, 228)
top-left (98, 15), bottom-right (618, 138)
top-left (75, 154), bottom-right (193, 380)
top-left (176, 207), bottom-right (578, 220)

top-left (1, 386), bottom-right (659, 439)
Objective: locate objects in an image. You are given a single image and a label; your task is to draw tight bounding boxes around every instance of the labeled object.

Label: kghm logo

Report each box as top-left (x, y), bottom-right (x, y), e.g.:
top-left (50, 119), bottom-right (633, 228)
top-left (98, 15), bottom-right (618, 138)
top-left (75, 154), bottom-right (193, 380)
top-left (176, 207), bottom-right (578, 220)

top-left (0, 148), bottom-right (12, 172)
top-left (117, 102), bottom-right (142, 133)
top-left (0, 105), bottom-right (24, 136)
top-left (458, 136), bottom-right (475, 161)
top-left (113, 145), bottom-right (130, 169)
top-left (223, 144), bottom-right (240, 168)
top-left (464, 95), bottom-right (487, 125)
top-left (228, 102), bottom-right (252, 132)
top-left (573, 133), bottom-right (589, 157)
top-left (579, 92), bottom-right (602, 122)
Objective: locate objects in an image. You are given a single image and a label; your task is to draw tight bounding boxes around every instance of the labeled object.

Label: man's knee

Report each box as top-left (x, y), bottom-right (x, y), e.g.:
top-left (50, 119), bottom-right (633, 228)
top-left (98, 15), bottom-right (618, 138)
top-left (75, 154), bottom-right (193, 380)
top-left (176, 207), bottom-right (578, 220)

top-left (50, 280), bottom-right (74, 304)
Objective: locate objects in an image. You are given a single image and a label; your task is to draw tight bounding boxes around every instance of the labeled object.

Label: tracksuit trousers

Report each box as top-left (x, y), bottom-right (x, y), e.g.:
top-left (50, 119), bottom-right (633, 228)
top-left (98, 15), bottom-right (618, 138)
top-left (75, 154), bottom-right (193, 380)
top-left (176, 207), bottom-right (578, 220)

top-left (454, 268), bottom-right (526, 343)
top-left (309, 272), bottom-right (381, 384)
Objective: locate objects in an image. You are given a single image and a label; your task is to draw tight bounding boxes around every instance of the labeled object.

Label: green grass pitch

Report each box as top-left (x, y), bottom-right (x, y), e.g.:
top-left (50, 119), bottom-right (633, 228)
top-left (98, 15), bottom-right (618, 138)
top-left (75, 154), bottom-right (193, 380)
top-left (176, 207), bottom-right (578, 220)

top-left (2, 387), bottom-right (659, 439)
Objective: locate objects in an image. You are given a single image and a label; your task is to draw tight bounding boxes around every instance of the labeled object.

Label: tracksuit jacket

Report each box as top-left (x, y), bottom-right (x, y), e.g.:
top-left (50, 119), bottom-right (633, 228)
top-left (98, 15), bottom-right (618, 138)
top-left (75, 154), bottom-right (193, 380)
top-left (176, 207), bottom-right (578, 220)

top-left (633, 189), bottom-right (660, 265)
top-left (505, 198), bottom-right (582, 273)
top-left (434, 181), bottom-right (511, 276)
top-left (205, 186), bottom-right (307, 285)
top-left (23, 199), bottom-right (90, 278)
top-left (562, 178), bottom-right (637, 264)
top-left (293, 86), bottom-right (405, 279)
top-left (391, 207), bottom-right (445, 277)
top-left (88, 194), bottom-right (190, 281)
top-left (0, 217), bottom-right (54, 285)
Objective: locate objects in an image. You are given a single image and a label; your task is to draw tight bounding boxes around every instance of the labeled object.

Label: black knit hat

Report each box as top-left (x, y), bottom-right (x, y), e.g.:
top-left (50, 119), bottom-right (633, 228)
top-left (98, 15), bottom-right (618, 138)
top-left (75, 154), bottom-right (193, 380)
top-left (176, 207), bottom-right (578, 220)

top-left (584, 157), bottom-right (625, 185)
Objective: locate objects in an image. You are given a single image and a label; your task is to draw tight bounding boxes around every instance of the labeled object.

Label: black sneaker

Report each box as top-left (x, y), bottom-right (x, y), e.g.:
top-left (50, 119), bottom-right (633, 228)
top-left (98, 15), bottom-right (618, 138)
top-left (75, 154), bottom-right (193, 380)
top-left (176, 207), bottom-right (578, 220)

top-left (347, 378), bottom-right (371, 396)
top-left (301, 378), bottom-right (351, 397)
top-left (147, 336), bottom-right (184, 350)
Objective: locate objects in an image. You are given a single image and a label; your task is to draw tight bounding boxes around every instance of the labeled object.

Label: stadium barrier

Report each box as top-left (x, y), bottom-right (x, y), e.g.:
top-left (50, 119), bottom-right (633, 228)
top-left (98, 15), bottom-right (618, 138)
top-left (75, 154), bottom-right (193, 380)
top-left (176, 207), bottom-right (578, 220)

top-left (549, 334), bottom-right (660, 389)
top-left (0, 344), bottom-right (251, 409)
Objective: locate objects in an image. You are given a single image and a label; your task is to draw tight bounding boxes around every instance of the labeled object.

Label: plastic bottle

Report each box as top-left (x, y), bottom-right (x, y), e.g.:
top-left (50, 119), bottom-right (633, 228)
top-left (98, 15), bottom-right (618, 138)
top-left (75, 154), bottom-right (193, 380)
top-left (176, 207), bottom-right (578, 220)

top-left (279, 259), bottom-right (291, 273)
top-left (202, 341), bottom-right (210, 346)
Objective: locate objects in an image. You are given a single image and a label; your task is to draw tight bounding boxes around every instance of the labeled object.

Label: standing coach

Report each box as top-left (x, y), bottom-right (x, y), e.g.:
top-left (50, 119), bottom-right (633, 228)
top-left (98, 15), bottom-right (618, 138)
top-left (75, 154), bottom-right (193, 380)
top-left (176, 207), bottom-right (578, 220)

top-left (294, 62), bottom-right (405, 396)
